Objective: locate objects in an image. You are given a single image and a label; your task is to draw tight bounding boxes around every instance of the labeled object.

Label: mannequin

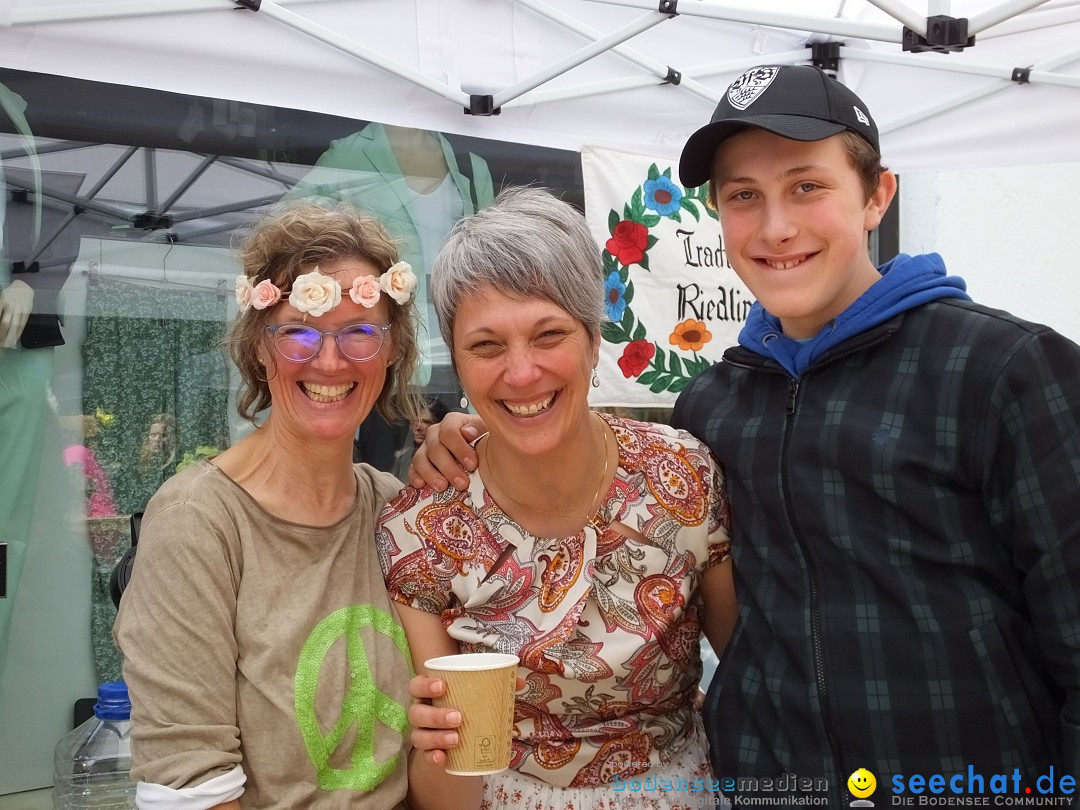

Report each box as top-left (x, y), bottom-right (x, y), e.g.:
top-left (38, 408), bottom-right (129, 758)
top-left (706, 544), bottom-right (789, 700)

top-left (288, 121), bottom-right (495, 469)
top-left (0, 165), bottom-right (81, 681)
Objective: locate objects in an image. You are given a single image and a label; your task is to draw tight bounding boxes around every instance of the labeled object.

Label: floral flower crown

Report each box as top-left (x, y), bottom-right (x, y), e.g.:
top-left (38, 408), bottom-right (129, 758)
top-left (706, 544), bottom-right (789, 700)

top-left (235, 262), bottom-right (417, 317)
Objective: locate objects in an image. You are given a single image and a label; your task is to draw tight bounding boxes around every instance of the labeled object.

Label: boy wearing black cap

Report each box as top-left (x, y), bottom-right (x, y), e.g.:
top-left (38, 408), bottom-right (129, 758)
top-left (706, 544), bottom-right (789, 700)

top-left (674, 64), bottom-right (1080, 804)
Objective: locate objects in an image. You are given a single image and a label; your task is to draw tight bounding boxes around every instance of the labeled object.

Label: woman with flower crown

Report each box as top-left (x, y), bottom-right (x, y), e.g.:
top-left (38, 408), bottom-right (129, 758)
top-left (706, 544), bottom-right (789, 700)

top-left (114, 202), bottom-right (449, 810)
top-left (375, 187), bottom-right (738, 810)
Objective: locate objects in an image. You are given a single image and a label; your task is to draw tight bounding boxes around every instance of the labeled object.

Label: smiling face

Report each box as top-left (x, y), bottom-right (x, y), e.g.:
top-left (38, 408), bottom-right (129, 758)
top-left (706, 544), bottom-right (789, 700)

top-left (848, 768), bottom-right (877, 798)
top-left (711, 129), bottom-right (896, 339)
top-left (452, 285), bottom-right (599, 459)
top-left (259, 256), bottom-right (394, 447)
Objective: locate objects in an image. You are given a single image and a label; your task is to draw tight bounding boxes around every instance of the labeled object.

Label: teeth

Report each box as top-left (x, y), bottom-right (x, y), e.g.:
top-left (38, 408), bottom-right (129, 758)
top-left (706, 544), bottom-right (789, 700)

top-left (766, 258), bottom-right (803, 270)
top-left (505, 394), bottom-right (554, 416)
top-left (302, 382), bottom-right (355, 403)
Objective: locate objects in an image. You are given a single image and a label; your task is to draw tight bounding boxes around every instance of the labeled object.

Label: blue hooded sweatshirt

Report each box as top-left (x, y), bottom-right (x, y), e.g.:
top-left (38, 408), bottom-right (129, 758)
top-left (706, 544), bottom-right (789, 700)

top-left (737, 252), bottom-right (970, 378)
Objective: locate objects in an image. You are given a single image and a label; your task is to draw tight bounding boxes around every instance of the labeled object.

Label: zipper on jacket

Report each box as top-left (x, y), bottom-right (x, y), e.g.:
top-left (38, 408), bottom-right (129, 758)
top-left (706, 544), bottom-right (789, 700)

top-left (779, 375), bottom-right (848, 801)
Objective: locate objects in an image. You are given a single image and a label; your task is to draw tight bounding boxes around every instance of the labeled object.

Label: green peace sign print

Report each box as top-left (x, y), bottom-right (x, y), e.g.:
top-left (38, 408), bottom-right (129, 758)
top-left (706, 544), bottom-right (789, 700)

top-left (295, 604), bottom-right (412, 791)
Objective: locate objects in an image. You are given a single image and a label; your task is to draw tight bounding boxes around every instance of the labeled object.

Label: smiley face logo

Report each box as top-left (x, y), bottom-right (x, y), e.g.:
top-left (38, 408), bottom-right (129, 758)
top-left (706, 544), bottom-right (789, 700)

top-left (848, 768), bottom-right (877, 798)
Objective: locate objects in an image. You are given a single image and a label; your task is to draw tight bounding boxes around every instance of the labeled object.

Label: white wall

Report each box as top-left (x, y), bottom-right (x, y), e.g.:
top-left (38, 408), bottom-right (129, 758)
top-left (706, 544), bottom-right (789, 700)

top-left (898, 162), bottom-right (1080, 345)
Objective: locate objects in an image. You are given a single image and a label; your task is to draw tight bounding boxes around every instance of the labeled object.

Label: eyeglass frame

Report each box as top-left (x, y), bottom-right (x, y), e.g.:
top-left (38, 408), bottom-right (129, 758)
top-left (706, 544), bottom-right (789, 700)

top-left (264, 322), bottom-right (392, 363)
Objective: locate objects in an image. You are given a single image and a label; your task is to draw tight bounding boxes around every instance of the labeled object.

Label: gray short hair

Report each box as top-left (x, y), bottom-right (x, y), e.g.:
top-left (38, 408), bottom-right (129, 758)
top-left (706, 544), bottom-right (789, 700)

top-left (430, 187), bottom-right (604, 352)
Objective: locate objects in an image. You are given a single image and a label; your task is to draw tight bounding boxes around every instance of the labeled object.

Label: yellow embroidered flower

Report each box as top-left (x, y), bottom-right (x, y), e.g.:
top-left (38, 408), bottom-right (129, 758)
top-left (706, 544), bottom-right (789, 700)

top-left (669, 319), bottom-right (712, 352)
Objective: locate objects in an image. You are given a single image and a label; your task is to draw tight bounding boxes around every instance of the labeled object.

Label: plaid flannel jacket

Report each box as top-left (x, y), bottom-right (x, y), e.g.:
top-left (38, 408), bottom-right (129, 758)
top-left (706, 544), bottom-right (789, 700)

top-left (673, 299), bottom-right (1080, 805)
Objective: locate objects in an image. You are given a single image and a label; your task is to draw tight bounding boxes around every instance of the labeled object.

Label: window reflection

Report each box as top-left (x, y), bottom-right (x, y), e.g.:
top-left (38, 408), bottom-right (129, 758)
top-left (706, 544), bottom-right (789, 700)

top-left (0, 66), bottom-right (584, 797)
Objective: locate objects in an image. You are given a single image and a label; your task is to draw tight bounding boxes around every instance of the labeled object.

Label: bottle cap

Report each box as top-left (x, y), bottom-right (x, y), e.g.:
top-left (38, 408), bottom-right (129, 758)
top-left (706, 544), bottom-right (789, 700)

top-left (94, 681), bottom-right (132, 721)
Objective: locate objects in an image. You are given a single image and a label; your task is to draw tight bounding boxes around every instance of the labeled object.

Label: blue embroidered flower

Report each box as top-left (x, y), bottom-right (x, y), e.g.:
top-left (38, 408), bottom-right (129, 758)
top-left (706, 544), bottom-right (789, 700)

top-left (604, 271), bottom-right (627, 322)
top-left (643, 176), bottom-right (683, 216)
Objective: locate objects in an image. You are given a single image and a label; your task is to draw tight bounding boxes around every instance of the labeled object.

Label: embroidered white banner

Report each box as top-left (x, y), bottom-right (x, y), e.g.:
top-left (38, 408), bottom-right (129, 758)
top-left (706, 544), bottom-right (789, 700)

top-left (582, 146), bottom-right (754, 408)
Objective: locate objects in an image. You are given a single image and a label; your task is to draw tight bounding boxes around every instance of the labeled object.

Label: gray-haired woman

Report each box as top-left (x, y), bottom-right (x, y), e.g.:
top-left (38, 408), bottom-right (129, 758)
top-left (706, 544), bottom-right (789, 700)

top-left (376, 187), bottom-right (738, 810)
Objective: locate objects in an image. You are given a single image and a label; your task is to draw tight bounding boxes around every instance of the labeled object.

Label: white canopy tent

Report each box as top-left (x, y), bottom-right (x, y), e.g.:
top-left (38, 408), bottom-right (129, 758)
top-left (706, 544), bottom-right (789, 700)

top-left (1, 0), bottom-right (1079, 174)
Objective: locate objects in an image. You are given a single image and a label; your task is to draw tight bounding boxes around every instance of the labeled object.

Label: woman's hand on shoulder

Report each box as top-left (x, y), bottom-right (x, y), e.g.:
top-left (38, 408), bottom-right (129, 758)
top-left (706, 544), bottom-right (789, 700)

top-left (407, 412), bottom-right (487, 493)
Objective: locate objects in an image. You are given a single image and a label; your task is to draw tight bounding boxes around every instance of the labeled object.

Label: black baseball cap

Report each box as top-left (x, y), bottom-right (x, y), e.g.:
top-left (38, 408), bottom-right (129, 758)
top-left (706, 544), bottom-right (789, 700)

top-left (679, 64), bottom-right (879, 188)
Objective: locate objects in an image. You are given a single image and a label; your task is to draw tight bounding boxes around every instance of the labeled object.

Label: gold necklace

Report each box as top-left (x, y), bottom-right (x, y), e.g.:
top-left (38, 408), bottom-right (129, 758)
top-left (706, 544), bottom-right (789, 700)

top-left (482, 412), bottom-right (613, 525)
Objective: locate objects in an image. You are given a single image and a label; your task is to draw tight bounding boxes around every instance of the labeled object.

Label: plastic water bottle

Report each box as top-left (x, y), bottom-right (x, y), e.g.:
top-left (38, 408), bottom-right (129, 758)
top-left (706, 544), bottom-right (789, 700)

top-left (53, 681), bottom-right (137, 809)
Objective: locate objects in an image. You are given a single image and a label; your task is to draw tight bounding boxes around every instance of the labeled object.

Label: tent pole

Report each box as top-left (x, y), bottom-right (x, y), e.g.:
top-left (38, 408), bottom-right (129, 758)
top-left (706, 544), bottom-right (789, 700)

top-left (517, 0), bottom-right (719, 104)
top-left (847, 45), bottom-right (1080, 89)
top-left (861, 0), bottom-right (927, 35)
top-left (241, 0), bottom-right (470, 107)
top-left (967, 0), bottom-right (1053, 35)
top-left (877, 45), bottom-right (1080, 135)
top-left (583, 0), bottom-right (900, 44)
top-left (979, 5), bottom-right (1080, 38)
top-left (7, 0), bottom-right (332, 26)
top-left (492, 11), bottom-right (672, 108)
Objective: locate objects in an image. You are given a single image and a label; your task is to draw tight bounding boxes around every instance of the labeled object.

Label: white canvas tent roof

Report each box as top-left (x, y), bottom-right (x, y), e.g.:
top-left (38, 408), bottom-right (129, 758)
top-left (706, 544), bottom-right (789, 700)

top-left (2, 0), bottom-right (1079, 174)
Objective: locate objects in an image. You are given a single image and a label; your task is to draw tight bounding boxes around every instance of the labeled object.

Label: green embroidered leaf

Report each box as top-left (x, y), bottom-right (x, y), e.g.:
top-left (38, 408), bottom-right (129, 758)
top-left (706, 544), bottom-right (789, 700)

top-left (631, 321), bottom-right (646, 341)
top-left (653, 350), bottom-right (667, 373)
top-left (641, 214), bottom-right (661, 228)
top-left (670, 376), bottom-right (691, 393)
top-left (601, 322), bottom-right (631, 344)
top-left (647, 164), bottom-right (660, 182)
top-left (681, 197), bottom-right (701, 221)
top-left (623, 279), bottom-right (635, 305)
top-left (663, 166), bottom-right (673, 179)
top-left (650, 374), bottom-right (673, 393)
top-left (637, 370), bottom-right (659, 385)
top-left (668, 350), bottom-right (683, 376)
top-left (608, 208), bottom-right (619, 234)
top-left (639, 253), bottom-right (650, 272)
top-left (630, 186), bottom-right (645, 220)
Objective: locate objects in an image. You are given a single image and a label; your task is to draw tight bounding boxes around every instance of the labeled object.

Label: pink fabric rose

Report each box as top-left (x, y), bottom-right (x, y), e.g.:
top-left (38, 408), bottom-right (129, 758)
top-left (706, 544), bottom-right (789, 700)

top-left (349, 275), bottom-right (383, 308)
top-left (251, 279), bottom-right (282, 310)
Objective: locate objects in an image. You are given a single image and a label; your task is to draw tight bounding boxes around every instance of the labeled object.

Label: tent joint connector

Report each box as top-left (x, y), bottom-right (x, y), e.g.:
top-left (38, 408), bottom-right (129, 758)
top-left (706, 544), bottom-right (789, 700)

top-left (133, 212), bottom-right (175, 231)
top-left (902, 15), bottom-right (974, 53)
top-left (809, 42), bottom-right (841, 76)
top-left (658, 0), bottom-right (678, 16)
top-left (1011, 66), bottom-right (1033, 84)
top-left (465, 95), bottom-right (501, 117)
top-left (664, 67), bottom-right (682, 85)
top-left (234, 0), bottom-right (261, 11)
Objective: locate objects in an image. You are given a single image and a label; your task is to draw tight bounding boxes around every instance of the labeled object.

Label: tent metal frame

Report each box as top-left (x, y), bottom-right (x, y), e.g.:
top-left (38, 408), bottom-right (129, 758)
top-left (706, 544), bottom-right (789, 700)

top-left (4, 0), bottom-right (1079, 236)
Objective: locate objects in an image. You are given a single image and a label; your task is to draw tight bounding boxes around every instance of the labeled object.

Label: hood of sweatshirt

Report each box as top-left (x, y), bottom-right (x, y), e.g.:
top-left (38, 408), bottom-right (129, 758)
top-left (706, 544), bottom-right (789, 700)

top-left (737, 252), bottom-right (970, 378)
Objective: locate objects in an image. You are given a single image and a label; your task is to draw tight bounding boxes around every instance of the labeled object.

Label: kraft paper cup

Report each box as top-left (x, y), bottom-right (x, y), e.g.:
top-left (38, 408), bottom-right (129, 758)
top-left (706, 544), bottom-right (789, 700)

top-left (424, 652), bottom-right (519, 776)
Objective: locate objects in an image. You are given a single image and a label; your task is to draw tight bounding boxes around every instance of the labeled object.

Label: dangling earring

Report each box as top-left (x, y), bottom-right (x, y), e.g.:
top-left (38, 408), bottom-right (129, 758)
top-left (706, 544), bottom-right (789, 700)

top-left (591, 368), bottom-right (600, 388)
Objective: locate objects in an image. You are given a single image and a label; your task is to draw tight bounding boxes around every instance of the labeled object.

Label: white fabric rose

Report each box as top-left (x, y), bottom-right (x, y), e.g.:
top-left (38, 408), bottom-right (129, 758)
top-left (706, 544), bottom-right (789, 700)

top-left (235, 275), bottom-right (254, 312)
top-left (380, 262), bottom-right (418, 304)
top-left (289, 267), bottom-right (342, 317)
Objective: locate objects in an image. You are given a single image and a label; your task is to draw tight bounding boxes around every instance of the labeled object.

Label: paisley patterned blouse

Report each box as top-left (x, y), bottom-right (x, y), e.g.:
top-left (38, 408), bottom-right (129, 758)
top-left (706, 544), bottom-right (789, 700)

top-left (376, 414), bottom-right (731, 789)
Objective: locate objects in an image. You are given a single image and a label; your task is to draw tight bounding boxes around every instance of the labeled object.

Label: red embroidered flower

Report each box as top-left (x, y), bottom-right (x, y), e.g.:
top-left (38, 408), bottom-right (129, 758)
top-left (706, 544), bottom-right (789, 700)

top-left (618, 339), bottom-right (655, 378)
top-left (605, 220), bottom-right (648, 266)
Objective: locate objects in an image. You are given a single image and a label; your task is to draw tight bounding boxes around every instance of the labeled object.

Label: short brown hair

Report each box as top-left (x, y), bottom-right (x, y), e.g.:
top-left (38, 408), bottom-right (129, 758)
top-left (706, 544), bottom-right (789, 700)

top-left (228, 202), bottom-right (423, 425)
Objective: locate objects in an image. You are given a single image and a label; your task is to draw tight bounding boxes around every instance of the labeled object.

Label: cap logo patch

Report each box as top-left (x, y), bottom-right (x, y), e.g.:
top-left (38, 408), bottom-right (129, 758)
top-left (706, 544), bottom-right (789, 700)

top-left (728, 66), bottom-right (779, 110)
top-left (854, 106), bottom-right (870, 126)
